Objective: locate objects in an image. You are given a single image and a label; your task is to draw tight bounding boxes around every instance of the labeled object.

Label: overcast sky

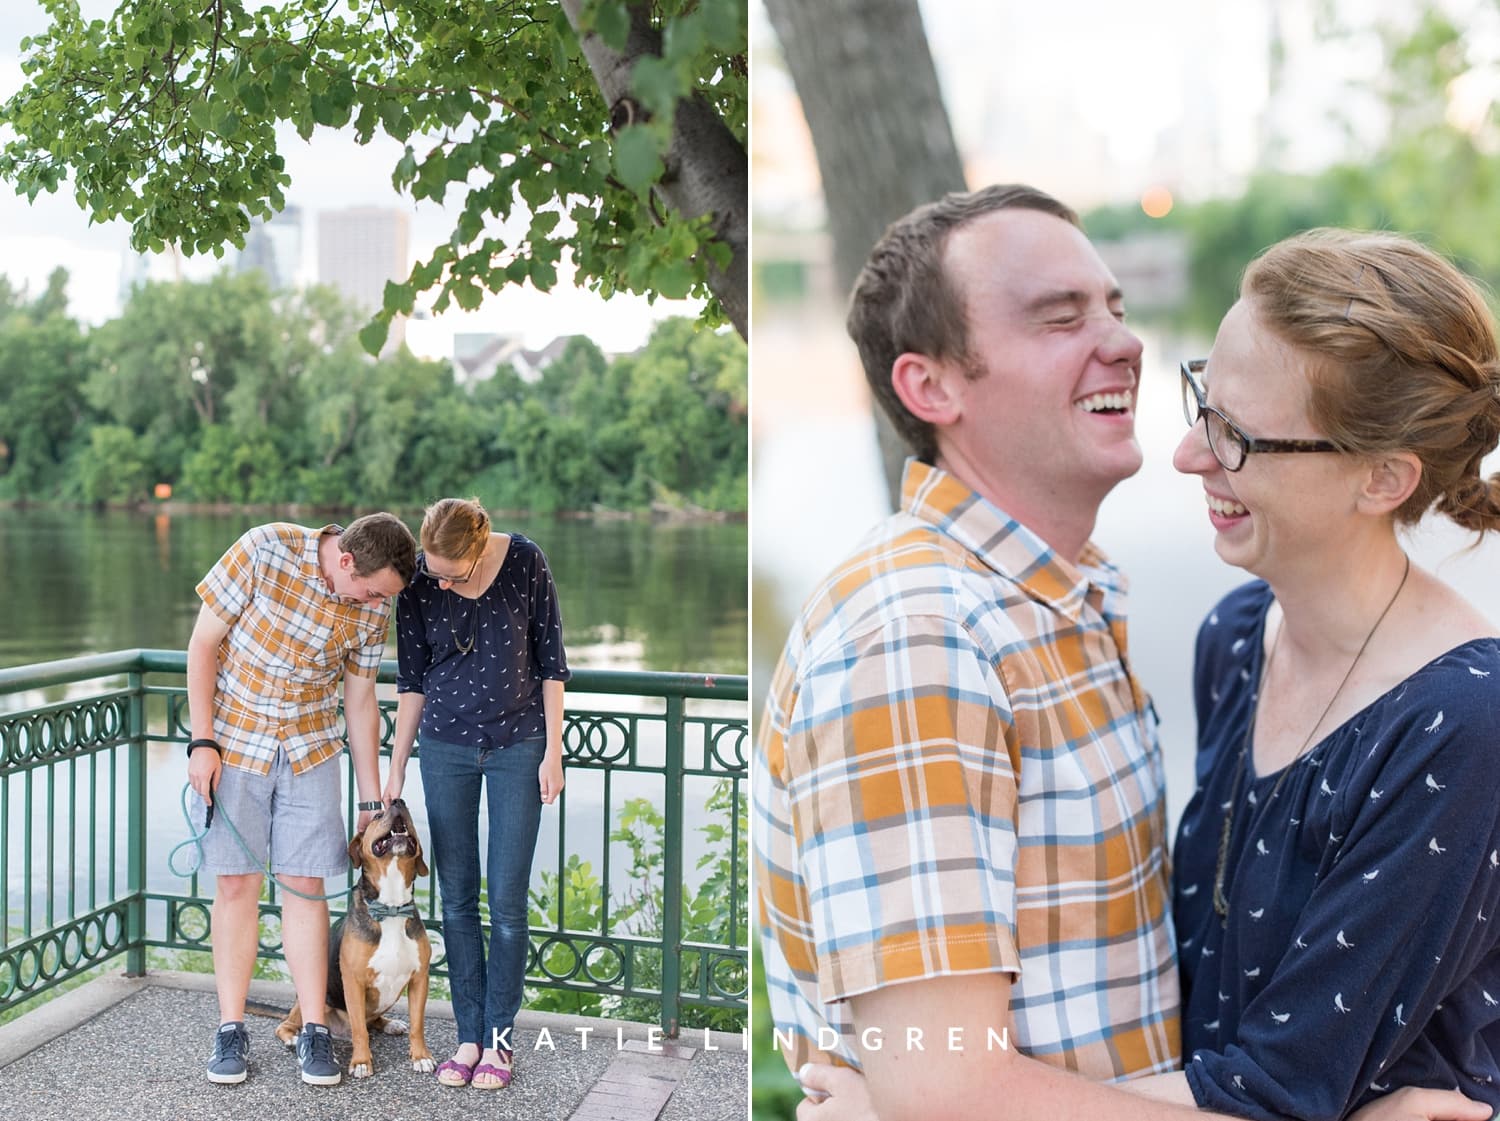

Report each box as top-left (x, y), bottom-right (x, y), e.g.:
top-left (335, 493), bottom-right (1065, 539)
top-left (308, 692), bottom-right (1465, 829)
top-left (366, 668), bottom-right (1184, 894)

top-left (0, 2), bottom-right (701, 352)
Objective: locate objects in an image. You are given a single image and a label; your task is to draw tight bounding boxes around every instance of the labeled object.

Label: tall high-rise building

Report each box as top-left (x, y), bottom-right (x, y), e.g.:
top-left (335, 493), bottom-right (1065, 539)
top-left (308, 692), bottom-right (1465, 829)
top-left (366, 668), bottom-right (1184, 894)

top-left (237, 204), bottom-right (304, 290)
top-left (316, 206), bottom-right (411, 346)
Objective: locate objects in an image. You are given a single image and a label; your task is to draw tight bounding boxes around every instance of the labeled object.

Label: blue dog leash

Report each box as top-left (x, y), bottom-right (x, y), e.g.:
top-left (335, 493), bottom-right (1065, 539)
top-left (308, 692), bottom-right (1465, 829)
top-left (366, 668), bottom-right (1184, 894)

top-left (169, 782), bottom-right (355, 904)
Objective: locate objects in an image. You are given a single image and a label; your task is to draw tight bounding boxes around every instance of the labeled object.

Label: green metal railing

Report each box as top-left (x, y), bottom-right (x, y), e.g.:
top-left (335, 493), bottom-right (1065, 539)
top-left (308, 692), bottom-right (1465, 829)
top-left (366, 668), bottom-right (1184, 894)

top-left (0, 650), bottom-right (747, 1035)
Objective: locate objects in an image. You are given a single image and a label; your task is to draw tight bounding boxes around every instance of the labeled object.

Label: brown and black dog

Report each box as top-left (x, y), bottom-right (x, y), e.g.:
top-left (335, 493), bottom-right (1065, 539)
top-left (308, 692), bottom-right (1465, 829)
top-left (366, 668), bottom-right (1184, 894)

top-left (276, 799), bottom-right (437, 1079)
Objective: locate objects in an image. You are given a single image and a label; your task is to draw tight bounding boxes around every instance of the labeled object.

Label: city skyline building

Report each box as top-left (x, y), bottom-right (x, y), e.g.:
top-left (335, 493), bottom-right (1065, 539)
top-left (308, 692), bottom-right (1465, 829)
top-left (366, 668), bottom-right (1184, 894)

top-left (236, 204), bottom-right (304, 290)
top-left (316, 205), bottom-right (410, 348)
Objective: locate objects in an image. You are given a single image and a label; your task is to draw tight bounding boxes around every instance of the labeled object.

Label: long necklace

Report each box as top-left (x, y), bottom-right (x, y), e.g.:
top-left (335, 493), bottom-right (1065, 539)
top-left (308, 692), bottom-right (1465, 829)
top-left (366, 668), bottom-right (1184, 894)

top-left (446, 591), bottom-right (480, 655)
top-left (1212, 553), bottom-right (1411, 920)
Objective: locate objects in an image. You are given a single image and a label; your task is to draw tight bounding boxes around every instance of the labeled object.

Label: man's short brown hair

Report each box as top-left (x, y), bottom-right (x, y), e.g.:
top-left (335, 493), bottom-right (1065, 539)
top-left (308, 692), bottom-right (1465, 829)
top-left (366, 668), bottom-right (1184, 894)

top-left (339, 512), bottom-right (417, 584)
top-left (846, 184), bottom-right (1080, 462)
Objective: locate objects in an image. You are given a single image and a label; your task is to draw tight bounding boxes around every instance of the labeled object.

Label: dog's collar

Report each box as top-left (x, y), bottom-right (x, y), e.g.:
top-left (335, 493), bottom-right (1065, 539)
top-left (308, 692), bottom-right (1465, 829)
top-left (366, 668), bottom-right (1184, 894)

top-left (365, 899), bottom-right (418, 921)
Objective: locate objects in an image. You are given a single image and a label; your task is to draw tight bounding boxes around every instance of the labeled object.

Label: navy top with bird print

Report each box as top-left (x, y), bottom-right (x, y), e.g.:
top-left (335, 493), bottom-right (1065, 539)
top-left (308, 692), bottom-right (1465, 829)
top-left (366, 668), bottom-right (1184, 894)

top-left (1174, 581), bottom-right (1500, 1121)
top-left (395, 533), bottom-right (570, 749)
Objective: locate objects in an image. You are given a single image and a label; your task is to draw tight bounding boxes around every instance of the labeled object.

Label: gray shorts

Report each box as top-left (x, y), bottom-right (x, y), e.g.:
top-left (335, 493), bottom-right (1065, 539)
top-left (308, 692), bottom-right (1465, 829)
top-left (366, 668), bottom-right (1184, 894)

top-left (193, 747), bottom-right (349, 880)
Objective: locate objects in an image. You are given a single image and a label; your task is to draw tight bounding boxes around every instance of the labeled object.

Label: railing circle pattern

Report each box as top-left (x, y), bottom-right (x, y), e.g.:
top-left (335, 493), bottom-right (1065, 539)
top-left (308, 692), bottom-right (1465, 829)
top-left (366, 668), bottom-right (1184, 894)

top-left (0, 697), bottom-right (130, 766)
top-left (0, 908), bottom-right (129, 1002)
top-left (707, 723), bottom-right (748, 771)
top-left (563, 715), bottom-right (632, 765)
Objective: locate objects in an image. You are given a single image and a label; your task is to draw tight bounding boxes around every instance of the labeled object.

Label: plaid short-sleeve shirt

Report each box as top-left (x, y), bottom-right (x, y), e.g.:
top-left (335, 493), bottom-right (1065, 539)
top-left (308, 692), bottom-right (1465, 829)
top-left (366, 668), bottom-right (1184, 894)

top-left (196, 523), bottom-right (392, 776)
top-left (754, 460), bottom-right (1180, 1079)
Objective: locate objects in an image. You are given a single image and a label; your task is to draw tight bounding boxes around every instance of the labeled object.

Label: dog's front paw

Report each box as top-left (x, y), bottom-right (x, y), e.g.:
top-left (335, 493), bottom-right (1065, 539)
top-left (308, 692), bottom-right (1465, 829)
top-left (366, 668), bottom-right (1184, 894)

top-left (380, 1017), bottom-right (408, 1036)
top-left (412, 1050), bottom-right (436, 1073)
top-left (350, 1061), bottom-right (374, 1079)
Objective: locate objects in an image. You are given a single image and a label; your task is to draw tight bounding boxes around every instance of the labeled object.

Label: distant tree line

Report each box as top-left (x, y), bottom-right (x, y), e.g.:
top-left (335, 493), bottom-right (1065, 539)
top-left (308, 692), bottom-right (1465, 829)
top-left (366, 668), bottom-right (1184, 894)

top-left (1086, 6), bottom-right (1500, 336)
top-left (0, 270), bottom-right (746, 514)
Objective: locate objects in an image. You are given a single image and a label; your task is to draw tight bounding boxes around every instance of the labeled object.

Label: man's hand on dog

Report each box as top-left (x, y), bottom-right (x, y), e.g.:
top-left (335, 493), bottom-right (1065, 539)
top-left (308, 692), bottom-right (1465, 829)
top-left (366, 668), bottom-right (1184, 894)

top-left (188, 745), bottom-right (222, 807)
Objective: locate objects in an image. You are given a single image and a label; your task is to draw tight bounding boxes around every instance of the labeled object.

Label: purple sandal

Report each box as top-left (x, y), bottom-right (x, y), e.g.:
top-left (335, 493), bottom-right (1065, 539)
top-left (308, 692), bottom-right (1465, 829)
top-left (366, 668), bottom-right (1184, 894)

top-left (472, 1051), bottom-right (513, 1090)
top-left (435, 1058), bottom-right (475, 1087)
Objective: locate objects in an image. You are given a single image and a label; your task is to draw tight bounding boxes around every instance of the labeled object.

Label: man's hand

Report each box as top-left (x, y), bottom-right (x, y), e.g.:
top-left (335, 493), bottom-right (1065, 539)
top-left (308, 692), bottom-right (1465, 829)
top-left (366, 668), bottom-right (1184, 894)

top-left (356, 808), bottom-right (376, 833)
top-left (1349, 1088), bottom-right (1493, 1121)
top-left (187, 745), bottom-right (222, 807)
top-left (797, 1064), bottom-right (876, 1121)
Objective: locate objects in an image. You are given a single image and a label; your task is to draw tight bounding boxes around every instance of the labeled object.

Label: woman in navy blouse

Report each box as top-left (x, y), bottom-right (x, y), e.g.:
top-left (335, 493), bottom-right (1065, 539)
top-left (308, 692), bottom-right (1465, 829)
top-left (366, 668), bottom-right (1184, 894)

top-left (797, 231), bottom-right (1500, 1121)
top-left (385, 497), bottom-right (570, 1090)
top-left (1160, 230), bottom-right (1500, 1120)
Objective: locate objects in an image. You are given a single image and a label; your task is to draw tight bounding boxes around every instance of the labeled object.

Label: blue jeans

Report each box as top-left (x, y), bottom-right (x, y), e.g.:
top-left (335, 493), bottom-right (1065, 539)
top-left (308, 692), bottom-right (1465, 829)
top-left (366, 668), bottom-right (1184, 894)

top-left (419, 735), bottom-right (546, 1049)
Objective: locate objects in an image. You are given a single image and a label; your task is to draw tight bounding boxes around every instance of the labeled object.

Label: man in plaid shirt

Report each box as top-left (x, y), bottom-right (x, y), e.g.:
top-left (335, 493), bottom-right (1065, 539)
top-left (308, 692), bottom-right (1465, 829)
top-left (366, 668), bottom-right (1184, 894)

top-left (755, 185), bottom-right (1184, 1118)
top-left (184, 514), bottom-right (415, 1086)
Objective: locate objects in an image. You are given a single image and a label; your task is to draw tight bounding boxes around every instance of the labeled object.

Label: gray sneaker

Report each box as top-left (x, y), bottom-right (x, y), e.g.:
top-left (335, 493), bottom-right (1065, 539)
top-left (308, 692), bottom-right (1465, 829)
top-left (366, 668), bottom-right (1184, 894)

top-left (295, 1022), bottom-right (341, 1086)
top-left (206, 1021), bottom-right (250, 1084)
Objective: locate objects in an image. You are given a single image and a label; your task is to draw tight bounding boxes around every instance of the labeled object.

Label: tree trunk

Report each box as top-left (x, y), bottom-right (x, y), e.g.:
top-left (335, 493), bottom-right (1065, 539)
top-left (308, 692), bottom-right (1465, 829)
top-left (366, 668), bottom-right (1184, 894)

top-left (560, 0), bottom-right (749, 340)
top-left (762, 0), bottom-right (966, 505)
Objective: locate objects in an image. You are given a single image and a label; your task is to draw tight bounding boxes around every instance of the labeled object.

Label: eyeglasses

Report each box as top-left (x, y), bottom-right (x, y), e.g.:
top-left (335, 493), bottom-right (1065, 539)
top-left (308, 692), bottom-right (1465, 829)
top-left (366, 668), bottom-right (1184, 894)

top-left (1180, 360), bottom-right (1341, 472)
top-left (419, 552), bottom-right (482, 585)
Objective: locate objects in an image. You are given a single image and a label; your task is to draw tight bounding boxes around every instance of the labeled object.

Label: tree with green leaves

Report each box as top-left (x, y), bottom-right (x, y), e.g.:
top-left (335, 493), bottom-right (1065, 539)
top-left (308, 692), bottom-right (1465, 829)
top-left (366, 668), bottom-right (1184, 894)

top-left (1, 0), bottom-right (747, 349)
top-left (0, 270), bottom-right (89, 499)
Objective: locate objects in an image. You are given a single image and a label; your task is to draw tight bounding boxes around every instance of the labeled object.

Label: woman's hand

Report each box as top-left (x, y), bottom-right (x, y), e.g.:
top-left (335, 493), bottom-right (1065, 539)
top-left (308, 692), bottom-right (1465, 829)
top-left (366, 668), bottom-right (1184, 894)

top-left (796, 1063), bottom-right (879, 1121)
top-left (539, 751), bottom-right (564, 805)
top-left (1349, 1088), bottom-right (1493, 1121)
top-left (381, 759), bottom-right (407, 805)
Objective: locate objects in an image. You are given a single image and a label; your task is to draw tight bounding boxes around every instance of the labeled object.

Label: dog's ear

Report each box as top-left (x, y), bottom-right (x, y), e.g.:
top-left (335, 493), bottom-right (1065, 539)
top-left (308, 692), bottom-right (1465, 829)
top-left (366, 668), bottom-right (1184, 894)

top-left (348, 831), bottom-right (364, 865)
top-left (415, 839), bottom-right (429, 879)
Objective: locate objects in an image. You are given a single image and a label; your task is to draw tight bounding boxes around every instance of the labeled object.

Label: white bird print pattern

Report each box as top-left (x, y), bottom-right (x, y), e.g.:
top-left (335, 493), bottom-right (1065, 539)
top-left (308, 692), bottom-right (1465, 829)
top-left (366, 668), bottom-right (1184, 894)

top-left (1430, 838), bottom-right (1448, 855)
top-left (1244, 966), bottom-right (1261, 978)
top-left (1336, 930), bottom-right (1355, 949)
top-left (1394, 1005), bottom-right (1407, 1027)
top-left (1249, 908), bottom-right (1265, 920)
top-left (1362, 870), bottom-right (1380, 883)
top-left (1271, 1011), bottom-right (1290, 1024)
top-left (1426, 773), bottom-right (1446, 792)
top-left (1256, 839), bottom-right (1270, 856)
top-left (1470, 667), bottom-right (1491, 677)
top-left (1320, 779), bottom-right (1336, 796)
top-left (1335, 993), bottom-right (1351, 1014)
top-left (1425, 711), bottom-right (1445, 733)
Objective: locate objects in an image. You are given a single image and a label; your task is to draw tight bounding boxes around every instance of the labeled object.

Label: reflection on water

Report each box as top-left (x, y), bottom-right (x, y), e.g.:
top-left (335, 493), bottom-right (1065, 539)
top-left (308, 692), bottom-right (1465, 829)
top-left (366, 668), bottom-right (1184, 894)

top-left (0, 508), bottom-right (746, 674)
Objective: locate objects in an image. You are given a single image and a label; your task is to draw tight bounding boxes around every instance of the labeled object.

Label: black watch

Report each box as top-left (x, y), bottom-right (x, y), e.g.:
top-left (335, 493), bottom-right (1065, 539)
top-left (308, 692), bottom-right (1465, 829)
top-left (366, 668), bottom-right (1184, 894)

top-left (357, 800), bottom-right (384, 811)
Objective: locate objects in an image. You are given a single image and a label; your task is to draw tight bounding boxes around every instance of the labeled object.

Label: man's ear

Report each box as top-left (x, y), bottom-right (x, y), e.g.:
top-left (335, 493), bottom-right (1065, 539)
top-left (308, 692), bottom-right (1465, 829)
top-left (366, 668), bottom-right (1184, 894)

top-left (1358, 452), bottom-right (1421, 516)
top-left (891, 352), bottom-right (963, 427)
top-left (339, 550), bottom-right (356, 571)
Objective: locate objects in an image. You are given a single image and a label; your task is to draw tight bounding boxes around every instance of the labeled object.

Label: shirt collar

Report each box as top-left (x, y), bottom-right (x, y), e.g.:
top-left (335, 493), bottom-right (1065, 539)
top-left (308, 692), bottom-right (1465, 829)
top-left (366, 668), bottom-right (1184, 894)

top-left (309, 524), bottom-right (344, 598)
top-left (900, 459), bottom-right (1127, 622)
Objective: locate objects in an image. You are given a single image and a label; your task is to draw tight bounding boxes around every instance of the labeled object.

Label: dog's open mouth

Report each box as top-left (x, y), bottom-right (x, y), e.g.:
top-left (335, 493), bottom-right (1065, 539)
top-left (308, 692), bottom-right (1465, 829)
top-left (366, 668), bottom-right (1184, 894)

top-left (371, 815), bottom-right (413, 858)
